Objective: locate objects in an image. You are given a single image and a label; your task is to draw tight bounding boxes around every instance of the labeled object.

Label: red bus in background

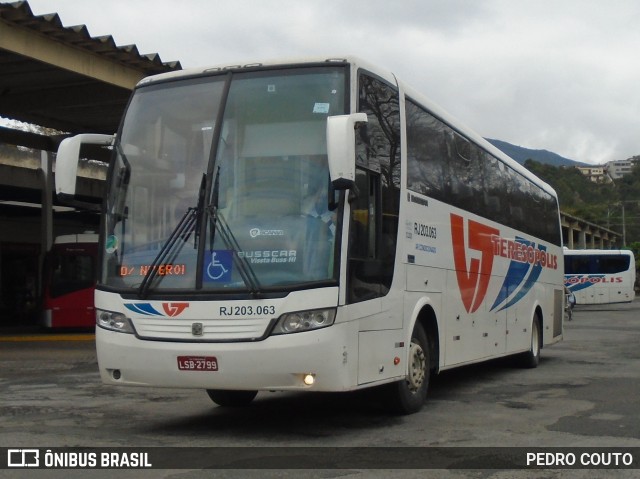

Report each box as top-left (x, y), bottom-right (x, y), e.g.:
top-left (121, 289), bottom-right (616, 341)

top-left (42, 233), bottom-right (98, 329)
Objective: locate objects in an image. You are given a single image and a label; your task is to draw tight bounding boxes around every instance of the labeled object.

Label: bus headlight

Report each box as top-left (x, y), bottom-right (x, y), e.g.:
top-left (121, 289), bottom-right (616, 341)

top-left (272, 308), bottom-right (336, 335)
top-left (96, 309), bottom-right (135, 334)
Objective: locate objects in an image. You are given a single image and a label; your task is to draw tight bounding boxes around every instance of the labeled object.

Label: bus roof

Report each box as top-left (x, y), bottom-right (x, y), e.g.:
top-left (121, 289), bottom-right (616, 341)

top-left (136, 55), bottom-right (367, 86)
top-left (564, 248), bottom-right (634, 256)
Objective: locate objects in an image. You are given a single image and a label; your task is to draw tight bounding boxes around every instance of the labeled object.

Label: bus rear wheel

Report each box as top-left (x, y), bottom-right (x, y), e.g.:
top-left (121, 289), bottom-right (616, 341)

top-left (206, 389), bottom-right (258, 407)
top-left (384, 322), bottom-right (430, 415)
top-left (519, 313), bottom-right (541, 368)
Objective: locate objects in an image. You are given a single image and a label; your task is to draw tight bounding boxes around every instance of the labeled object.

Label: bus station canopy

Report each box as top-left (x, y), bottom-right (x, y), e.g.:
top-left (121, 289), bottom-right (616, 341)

top-left (0, 1), bottom-right (182, 150)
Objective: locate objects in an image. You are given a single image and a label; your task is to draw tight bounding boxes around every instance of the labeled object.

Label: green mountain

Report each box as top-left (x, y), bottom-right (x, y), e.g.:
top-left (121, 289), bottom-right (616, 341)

top-left (486, 138), bottom-right (586, 167)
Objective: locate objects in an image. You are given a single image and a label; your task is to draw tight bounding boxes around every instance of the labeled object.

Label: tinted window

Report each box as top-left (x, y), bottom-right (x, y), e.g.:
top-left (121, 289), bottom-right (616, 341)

top-left (565, 254), bottom-right (631, 274)
top-left (406, 97), bottom-right (561, 246)
top-left (50, 253), bottom-right (95, 298)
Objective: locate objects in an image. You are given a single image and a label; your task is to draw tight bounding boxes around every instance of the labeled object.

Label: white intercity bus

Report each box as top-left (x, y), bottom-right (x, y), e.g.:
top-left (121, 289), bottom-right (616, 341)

top-left (55, 56), bottom-right (564, 414)
top-left (564, 249), bottom-right (636, 304)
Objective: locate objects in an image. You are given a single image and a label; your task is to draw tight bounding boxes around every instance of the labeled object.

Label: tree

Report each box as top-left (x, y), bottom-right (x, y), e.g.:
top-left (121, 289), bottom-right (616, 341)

top-left (523, 159), bottom-right (639, 245)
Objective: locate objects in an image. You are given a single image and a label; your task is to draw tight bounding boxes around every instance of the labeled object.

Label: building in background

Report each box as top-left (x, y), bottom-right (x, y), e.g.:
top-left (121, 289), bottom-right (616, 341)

top-left (576, 165), bottom-right (609, 184)
top-left (606, 157), bottom-right (640, 181)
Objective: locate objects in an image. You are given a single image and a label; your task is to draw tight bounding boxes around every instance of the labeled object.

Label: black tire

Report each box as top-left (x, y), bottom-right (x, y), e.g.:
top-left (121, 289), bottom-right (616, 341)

top-left (520, 313), bottom-right (541, 368)
top-left (206, 389), bottom-right (258, 407)
top-left (383, 322), bottom-right (430, 415)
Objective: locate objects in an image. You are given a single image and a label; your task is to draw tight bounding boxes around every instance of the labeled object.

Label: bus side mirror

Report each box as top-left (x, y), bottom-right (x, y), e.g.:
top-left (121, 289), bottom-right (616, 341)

top-left (56, 134), bottom-right (114, 211)
top-left (326, 113), bottom-right (367, 190)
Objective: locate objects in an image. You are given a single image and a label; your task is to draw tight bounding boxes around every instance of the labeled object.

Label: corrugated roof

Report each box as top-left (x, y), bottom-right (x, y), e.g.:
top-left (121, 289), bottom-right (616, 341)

top-left (0, 0), bottom-right (183, 136)
top-left (0, 1), bottom-right (181, 73)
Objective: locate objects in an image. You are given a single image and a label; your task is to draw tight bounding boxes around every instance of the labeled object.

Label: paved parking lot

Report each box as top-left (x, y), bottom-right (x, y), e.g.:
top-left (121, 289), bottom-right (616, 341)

top-left (1, 299), bottom-right (639, 478)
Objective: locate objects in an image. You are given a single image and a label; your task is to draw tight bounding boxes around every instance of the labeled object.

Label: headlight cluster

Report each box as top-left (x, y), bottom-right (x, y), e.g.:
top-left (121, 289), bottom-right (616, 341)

top-left (96, 309), bottom-right (135, 334)
top-left (272, 308), bottom-right (336, 335)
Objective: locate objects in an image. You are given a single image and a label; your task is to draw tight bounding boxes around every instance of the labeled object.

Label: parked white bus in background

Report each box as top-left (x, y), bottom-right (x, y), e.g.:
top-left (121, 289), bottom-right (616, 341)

top-left (55, 56), bottom-right (564, 414)
top-left (564, 249), bottom-right (636, 304)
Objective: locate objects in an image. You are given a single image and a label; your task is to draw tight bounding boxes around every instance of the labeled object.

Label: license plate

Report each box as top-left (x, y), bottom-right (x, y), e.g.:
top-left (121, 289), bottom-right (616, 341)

top-left (177, 356), bottom-right (218, 371)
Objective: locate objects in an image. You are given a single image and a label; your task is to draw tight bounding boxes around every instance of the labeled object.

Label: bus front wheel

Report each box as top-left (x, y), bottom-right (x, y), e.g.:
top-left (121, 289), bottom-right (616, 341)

top-left (384, 322), bottom-right (430, 415)
top-left (206, 389), bottom-right (258, 407)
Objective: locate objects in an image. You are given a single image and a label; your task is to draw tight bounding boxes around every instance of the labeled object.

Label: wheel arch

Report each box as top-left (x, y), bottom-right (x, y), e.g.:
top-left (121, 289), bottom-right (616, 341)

top-left (533, 303), bottom-right (544, 349)
top-left (410, 301), bottom-right (440, 373)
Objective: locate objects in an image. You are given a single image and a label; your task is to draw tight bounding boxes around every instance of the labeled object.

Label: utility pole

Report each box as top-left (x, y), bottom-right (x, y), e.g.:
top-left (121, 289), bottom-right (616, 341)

top-left (621, 202), bottom-right (626, 247)
top-left (615, 200), bottom-right (639, 248)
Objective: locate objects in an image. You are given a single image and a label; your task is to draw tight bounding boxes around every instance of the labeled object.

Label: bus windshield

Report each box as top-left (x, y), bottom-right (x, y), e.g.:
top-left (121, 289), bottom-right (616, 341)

top-left (49, 248), bottom-right (95, 298)
top-left (102, 66), bottom-right (347, 294)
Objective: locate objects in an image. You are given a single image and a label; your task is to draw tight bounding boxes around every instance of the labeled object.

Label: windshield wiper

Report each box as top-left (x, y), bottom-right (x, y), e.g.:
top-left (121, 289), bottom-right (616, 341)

top-left (206, 167), bottom-right (262, 297)
top-left (137, 174), bottom-right (206, 299)
top-left (214, 210), bottom-right (262, 297)
top-left (207, 166), bottom-right (221, 253)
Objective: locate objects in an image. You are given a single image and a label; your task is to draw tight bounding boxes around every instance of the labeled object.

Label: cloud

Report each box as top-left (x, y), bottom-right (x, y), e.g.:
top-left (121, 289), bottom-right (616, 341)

top-left (21, 0), bottom-right (640, 163)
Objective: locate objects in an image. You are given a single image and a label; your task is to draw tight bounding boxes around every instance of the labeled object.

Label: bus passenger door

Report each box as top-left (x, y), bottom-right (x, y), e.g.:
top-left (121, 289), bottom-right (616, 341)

top-left (348, 168), bottom-right (384, 307)
top-left (345, 70), bottom-right (401, 329)
top-left (348, 70), bottom-right (403, 384)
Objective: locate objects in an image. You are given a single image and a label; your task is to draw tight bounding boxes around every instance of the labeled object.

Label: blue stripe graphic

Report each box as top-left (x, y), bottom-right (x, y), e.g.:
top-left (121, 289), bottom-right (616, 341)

top-left (490, 237), bottom-right (532, 312)
top-left (490, 240), bottom-right (549, 312)
top-left (565, 275), bottom-right (604, 293)
top-left (498, 247), bottom-right (545, 312)
top-left (124, 303), bottom-right (163, 316)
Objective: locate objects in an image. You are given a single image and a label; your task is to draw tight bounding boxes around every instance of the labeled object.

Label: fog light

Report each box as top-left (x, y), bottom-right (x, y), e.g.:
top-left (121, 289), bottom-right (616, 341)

top-left (112, 369), bottom-right (121, 380)
top-left (303, 374), bottom-right (315, 386)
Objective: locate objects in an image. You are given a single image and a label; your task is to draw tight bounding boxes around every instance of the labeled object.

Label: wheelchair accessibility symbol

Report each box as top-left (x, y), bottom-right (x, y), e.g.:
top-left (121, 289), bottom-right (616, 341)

top-left (204, 250), bottom-right (233, 282)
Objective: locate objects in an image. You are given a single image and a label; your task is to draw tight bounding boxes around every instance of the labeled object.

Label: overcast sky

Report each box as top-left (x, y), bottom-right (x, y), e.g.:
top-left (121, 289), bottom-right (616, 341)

top-left (21, 0), bottom-right (640, 164)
